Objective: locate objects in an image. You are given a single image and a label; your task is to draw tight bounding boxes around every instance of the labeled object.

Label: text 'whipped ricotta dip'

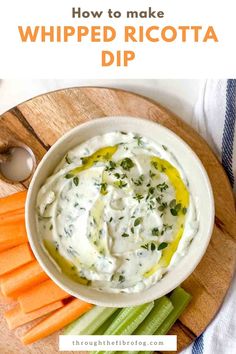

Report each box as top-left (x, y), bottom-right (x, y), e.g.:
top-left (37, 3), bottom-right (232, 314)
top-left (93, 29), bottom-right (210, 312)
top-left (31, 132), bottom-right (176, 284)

top-left (36, 131), bottom-right (198, 293)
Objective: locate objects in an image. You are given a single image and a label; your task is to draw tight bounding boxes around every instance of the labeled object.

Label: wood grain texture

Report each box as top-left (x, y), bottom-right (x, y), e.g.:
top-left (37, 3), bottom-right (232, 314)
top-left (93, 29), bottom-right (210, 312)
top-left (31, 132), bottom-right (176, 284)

top-left (0, 87), bottom-right (235, 353)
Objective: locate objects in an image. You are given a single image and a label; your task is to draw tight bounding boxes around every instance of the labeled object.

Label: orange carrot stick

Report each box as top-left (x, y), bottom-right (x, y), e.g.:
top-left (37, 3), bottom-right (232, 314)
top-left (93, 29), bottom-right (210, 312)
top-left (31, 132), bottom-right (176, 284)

top-left (0, 261), bottom-right (49, 298)
top-left (0, 243), bottom-right (34, 276)
top-left (21, 298), bottom-right (93, 345)
top-left (0, 220), bottom-right (28, 244)
top-left (0, 191), bottom-right (27, 215)
top-left (18, 279), bottom-right (70, 313)
top-left (0, 289), bottom-right (14, 305)
top-left (4, 301), bottom-right (64, 330)
top-left (0, 208), bottom-right (25, 225)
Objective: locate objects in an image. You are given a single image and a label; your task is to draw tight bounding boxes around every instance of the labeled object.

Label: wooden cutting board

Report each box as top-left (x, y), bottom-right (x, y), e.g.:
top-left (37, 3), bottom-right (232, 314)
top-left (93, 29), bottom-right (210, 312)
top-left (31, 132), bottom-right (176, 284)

top-left (0, 87), bottom-right (235, 354)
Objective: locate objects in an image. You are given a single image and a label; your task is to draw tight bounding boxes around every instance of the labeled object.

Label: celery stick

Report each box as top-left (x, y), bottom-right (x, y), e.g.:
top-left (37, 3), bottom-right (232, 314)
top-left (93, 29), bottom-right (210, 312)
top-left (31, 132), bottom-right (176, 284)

top-left (92, 302), bottom-right (154, 354)
top-left (63, 306), bottom-right (117, 335)
top-left (124, 297), bottom-right (173, 354)
top-left (156, 287), bottom-right (192, 335)
top-left (135, 296), bottom-right (173, 335)
top-left (105, 302), bottom-right (154, 335)
top-left (94, 309), bottom-right (121, 335)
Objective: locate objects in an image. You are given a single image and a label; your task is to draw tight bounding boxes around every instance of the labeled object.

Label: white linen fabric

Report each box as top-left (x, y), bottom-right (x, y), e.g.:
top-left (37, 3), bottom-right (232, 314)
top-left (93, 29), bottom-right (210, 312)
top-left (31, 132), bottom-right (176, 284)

top-left (182, 79), bottom-right (236, 354)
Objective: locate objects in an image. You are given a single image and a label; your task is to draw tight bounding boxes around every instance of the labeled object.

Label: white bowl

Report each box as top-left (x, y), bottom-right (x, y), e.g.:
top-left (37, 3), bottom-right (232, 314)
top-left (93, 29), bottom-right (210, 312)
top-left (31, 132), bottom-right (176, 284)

top-left (26, 116), bottom-right (214, 307)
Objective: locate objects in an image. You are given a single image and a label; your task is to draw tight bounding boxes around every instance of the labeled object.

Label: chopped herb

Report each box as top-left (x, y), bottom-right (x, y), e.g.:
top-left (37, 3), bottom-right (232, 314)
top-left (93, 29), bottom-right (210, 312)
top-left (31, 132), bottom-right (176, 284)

top-left (131, 227), bottom-right (134, 234)
top-left (170, 208), bottom-right (178, 216)
top-left (149, 170), bottom-right (156, 178)
top-left (163, 224), bottom-right (173, 232)
top-left (100, 182), bottom-right (108, 194)
top-left (148, 187), bottom-right (155, 195)
top-left (81, 157), bottom-right (88, 165)
top-left (49, 224), bottom-right (53, 230)
top-left (105, 161), bottom-right (116, 171)
top-left (171, 202), bottom-right (182, 216)
top-left (119, 216), bottom-right (124, 220)
top-left (162, 145), bottom-right (167, 151)
top-left (122, 233), bottom-right (129, 238)
top-left (152, 227), bottom-right (160, 236)
top-left (120, 131), bottom-right (127, 135)
top-left (114, 173), bottom-right (120, 179)
top-left (65, 173), bottom-right (74, 179)
top-left (120, 158), bottom-right (135, 171)
top-left (65, 154), bottom-right (72, 164)
top-left (141, 243), bottom-right (149, 250)
top-left (158, 202), bottom-right (168, 212)
top-left (73, 176), bottom-right (79, 186)
top-left (109, 217), bottom-right (113, 222)
top-left (133, 135), bottom-right (143, 146)
top-left (114, 180), bottom-right (127, 188)
top-left (74, 202), bottom-right (79, 207)
top-left (132, 174), bottom-right (144, 186)
top-left (156, 182), bottom-right (169, 192)
top-left (182, 207), bottom-right (187, 215)
top-left (151, 161), bottom-right (159, 170)
top-left (134, 217), bottom-right (143, 226)
top-left (169, 199), bottom-right (176, 208)
top-left (158, 242), bottom-right (168, 250)
top-left (150, 243), bottom-right (156, 251)
top-left (119, 275), bottom-right (125, 283)
top-left (134, 193), bottom-right (144, 202)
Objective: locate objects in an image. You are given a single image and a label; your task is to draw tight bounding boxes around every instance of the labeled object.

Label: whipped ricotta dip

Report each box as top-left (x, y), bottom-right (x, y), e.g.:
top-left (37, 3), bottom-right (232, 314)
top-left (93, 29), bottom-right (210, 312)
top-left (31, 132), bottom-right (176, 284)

top-left (36, 131), bottom-right (198, 293)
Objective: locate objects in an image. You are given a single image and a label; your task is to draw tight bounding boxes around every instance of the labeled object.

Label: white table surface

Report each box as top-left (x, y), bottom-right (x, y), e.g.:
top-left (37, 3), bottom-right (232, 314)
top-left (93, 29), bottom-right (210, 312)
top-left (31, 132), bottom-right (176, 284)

top-left (0, 80), bottom-right (201, 126)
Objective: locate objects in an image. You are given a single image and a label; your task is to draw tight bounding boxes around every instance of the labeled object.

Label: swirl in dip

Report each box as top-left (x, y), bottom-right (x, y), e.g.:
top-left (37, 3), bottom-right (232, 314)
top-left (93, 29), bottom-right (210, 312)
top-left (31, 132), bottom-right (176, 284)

top-left (36, 131), bottom-right (198, 293)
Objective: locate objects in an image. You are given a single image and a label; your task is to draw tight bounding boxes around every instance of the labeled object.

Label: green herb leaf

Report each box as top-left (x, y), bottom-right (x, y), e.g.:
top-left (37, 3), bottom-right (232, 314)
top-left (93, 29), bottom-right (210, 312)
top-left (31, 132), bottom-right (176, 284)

top-left (182, 207), bottom-right (187, 215)
top-left (105, 161), bottom-right (116, 171)
top-left (150, 243), bottom-right (156, 251)
top-left (133, 135), bottom-right (143, 146)
top-left (169, 199), bottom-right (176, 208)
top-left (170, 208), bottom-right (178, 216)
top-left (134, 194), bottom-right (144, 203)
top-left (114, 180), bottom-right (127, 188)
top-left (120, 158), bottom-right (135, 171)
top-left (100, 182), bottom-right (108, 195)
top-left (65, 173), bottom-right (74, 179)
top-left (162, 145), bottom-right (167, 151)
top-left (134, 217), bottom-right (143, 226)
top-left (158, 242), bottom-right (168, 250)
top-left (65, 154), bottom-right (72, 164)
top-left (122, 233), bottom-right (129, 238)
top-left (119, 275), bottom-right (125, 282)
top-left (73, 176), bottom-right (79, 186)
top-left (152, 228), bottom-right (160, 236)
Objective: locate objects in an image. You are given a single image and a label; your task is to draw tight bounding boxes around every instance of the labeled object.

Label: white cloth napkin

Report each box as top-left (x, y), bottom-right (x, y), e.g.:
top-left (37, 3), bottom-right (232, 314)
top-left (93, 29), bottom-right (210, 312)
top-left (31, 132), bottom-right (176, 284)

top-left (182, 79), bottom-right (236, 354)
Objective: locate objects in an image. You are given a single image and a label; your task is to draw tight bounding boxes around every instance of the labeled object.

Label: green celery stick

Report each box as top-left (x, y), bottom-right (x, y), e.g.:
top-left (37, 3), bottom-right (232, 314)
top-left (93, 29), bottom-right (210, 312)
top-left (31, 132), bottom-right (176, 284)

top-left (63, 306), bottom-right (117, 335)
top-left (94, 309), bottom-right (121, 335)
top-left (156, 287), bottom-right (192, 335)
top-left (135, 296), bottom-right (173, 334)
top-left (92, 302), bottom-right (154, 354)
top-left (123, 297), bottom-right (173, 354)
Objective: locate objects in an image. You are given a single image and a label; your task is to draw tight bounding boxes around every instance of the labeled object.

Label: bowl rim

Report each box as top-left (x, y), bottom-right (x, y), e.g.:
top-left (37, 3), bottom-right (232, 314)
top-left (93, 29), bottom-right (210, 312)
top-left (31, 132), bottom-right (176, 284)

top-left (25, 116), bottom-right (215, 306)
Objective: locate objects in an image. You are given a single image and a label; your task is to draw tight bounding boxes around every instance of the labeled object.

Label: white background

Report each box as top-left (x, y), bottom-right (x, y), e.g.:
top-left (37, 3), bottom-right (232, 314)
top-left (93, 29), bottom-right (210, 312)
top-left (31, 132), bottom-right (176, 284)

top-left (0, 0), bottom-right (235, 78)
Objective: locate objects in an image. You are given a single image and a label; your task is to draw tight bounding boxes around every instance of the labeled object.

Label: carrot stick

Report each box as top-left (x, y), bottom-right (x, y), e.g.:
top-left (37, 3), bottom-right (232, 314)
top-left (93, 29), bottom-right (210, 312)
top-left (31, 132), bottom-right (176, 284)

top-left (0, 208), bottom-right (25, 225)
top-left (18, 279), bottom-right (71, 313)
top-left (0, 244), bottom-right (34, 276)
top-left (0, 289), bottom-right (14, 305)
top-left (0, 241), bottom-right (26, 253)
top-left (0, 191), bottom-right (27, 215)
top-left (0, 220), bottom-right (28, 244)
top-left (21, 298), bottom-right (93, 345)
top-left (0, 261), bottom-right (49, 298)
top-left (4, 301), bottom-right (64, 330)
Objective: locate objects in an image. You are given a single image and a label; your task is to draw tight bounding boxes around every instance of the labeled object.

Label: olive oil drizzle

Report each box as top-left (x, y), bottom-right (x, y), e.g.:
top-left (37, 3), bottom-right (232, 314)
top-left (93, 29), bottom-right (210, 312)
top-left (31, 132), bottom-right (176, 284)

top-left (144, 157), bottom-right (189, 277)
